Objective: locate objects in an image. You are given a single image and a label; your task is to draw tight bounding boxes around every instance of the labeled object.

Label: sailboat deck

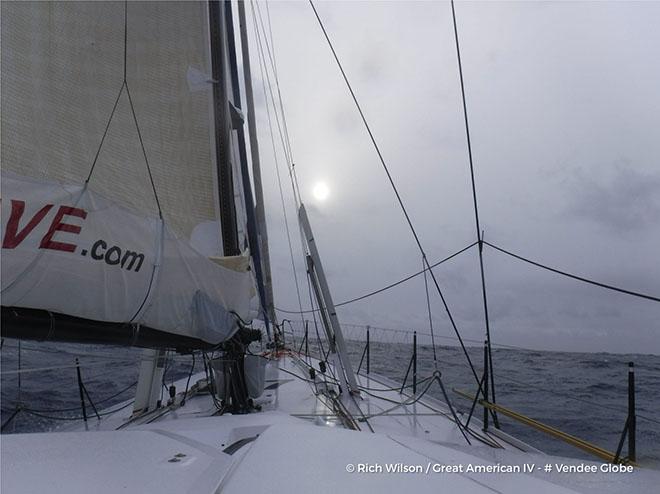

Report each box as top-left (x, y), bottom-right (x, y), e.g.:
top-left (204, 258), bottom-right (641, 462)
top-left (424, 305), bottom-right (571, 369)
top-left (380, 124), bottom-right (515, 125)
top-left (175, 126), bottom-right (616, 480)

top-left (3, 352), bottom-right (658, 493)
top-left (58, 351), bottom-right (516, 449)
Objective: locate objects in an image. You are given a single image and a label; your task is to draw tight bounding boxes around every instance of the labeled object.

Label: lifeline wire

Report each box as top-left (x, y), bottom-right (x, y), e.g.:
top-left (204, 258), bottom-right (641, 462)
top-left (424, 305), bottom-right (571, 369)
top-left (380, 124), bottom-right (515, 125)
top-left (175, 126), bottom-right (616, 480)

top-left (276, 241), bottom-right (477, 314)
top-left (484, 241), bottom-right (660, 303)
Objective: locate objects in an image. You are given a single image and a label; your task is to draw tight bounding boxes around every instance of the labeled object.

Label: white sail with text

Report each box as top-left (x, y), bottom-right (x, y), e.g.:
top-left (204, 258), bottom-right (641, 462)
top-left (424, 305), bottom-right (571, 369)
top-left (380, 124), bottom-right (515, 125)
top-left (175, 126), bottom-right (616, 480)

top-left (1, 1), bottom-right (256, 348)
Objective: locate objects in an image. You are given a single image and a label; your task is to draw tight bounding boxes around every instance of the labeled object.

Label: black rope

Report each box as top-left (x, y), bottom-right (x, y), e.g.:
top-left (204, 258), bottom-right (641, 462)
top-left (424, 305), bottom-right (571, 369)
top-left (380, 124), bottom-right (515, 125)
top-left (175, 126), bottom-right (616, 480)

top-left (124, 84), bottom-right (163, 217)
top-left (422, 255), bottom-right (438, 369)
top-left (308, 0), bottom-right (481, 392)
top-left (450, 0), bottom-right (499, 423)
top-left (23, 399), bottom-right (135, 422)
top-left (86, 0), bottom-right (127, 183)
top-left (434, 373), bottom-right (472, 445)
top-left (180, 352), bottom-right (196, 407)
top-left (1, 407), bottom-right (22, 431)
top-left (85, 83), bottom-right (125, 183)
top-left (17, 340), bottom-right (22, 403)
top-left (464, 372), bottom-right (486, 428)
top-left (123, 0), bottom-right (128, 81)
top-left (277, 241), bottom-right (477, 314)
top-left (356, 370), bottom-right (471, 445)
top-left (81, 381), bottom-right (101, 420)
top-left (24, 381), bottom-right (138, 414)
top-left (270, 354), bottom-right (498, 447)
top-left (254, 1), bottom-right (294, 169)
top-left (160, 351), bottom-right (171, 403)
top-left (484, 241), bottom-right (660, 303)
top-left (84, 0), bottom-right (162, 222)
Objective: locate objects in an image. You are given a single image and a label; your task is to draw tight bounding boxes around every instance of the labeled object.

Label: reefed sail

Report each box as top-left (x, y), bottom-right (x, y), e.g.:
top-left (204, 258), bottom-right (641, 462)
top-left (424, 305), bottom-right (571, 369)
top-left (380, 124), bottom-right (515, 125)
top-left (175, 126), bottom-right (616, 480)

top-left (1, 1), bottom-right (255, 347)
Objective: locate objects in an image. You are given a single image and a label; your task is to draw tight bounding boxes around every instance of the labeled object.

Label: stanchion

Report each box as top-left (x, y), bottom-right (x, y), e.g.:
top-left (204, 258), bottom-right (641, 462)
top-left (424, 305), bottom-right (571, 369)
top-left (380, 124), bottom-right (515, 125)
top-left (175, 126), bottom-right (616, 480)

top-left (482, 341), bottom-right (489, 431)
top-left (76, 358), bottom-right (88, 423)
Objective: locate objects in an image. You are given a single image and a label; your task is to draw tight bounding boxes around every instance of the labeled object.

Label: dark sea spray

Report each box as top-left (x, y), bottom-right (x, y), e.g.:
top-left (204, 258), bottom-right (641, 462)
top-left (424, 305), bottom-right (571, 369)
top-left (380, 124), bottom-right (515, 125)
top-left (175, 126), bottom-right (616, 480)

top-left (1, 339), bottom-right (659, 468)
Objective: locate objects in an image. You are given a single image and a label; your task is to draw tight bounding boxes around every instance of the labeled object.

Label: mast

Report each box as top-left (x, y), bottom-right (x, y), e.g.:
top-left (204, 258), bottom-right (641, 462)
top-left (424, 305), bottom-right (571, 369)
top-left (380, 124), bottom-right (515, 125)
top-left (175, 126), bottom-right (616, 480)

top-left (237, 0), bottom-right (278, 330)
top-left (133, 0), bottom-right (268, 413)
top-left (225, 0), bottom-right (273, 338)
top-left (209, 0), bottom-right (240, 256)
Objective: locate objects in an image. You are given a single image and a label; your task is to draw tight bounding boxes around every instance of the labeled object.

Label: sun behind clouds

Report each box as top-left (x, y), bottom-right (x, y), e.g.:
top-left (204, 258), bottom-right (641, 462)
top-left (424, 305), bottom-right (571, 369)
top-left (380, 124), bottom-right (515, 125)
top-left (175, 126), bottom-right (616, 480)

top-left (312, 182), bottom-right (330, 202)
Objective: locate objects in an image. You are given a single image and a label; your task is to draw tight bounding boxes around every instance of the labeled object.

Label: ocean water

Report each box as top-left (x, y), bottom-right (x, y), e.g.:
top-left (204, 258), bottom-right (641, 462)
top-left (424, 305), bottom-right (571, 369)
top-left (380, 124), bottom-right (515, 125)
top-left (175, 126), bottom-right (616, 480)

top-left (1, 338), bottom-right (659, 468)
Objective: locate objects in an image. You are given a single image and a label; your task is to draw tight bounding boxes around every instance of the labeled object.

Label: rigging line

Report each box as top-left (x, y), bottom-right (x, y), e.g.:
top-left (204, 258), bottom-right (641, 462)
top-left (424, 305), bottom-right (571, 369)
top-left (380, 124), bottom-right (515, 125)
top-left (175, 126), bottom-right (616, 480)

top-left (637, 413), bottom-right (660, 426)
top-left (253, 2), bottom-right (324, 354)
top-left (251, 7), bottom-right (306, 325)
top-left (0, 360), bottom-right (130, 376)
top-left (264, 0), bottom-right (277, 75)
top-left (160, 350), bottom-right (171, 403)
top-left (276, 240), bottom-right (478, 314)
top-left (180, 352), bottom-right (196, 407)
top-left (249, 2), bottom-right (290, 164)
top-left (124, 83), bottom-right (163, 217)
top-left (291, 318), bottom-right (635, 354)
top-left (85, 83), bottom-right (125, 183)
top-left (307, 0), bottom-right (481, 390)
top-left (254, 1), bottom-right (297, 179)
top-left (484, 241), bottom-right (660, 303)
top-left (87, 0), bottom-right (128, 183)
top-left (118, 0), bottom-right (162, 218)
top-left (123, 0), bottom-right (127, 82)
top-left (249, 0), bottom-right (301, 206)
top-left (290, 352), bottom-right (438, 394)
top-left (357, 372), bottom-right (472, 445)
top-left (307, 273), bottom-right (327, 360)
top-left (25, 381), bottom-right (138, 414)
top-left (253, 1), bottom-right (298, 192)
top-left (24, 398), bottom-right (136, 422)
top-left (450, 0), bottom-right (498, 416)
top-left (422, 255), bottom-right (439, 369)
top-left (17, 341), bottom-right (21, 404)
top-left (253, 1), bottom-right (323, 357)
top-left (1, 407), bottom-right (22, 432)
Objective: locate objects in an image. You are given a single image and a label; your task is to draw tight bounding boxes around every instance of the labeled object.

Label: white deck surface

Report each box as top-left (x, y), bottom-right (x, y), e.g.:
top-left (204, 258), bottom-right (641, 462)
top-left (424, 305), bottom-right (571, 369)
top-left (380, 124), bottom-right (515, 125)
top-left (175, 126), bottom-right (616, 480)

top-left (2, 352), bottom-right (657, 493)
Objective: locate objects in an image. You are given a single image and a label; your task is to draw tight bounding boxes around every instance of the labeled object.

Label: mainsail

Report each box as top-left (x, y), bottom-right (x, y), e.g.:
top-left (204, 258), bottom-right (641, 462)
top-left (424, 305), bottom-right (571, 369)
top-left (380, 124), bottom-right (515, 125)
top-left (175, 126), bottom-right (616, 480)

top-left (1, 1), bottom-right (261, 348)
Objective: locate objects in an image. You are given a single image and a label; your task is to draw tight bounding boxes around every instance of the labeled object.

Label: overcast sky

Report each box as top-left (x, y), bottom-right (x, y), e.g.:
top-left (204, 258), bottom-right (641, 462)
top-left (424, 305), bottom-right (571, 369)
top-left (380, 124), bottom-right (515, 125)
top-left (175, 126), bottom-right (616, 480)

top-left (244, 0), bottom-right (660, 354)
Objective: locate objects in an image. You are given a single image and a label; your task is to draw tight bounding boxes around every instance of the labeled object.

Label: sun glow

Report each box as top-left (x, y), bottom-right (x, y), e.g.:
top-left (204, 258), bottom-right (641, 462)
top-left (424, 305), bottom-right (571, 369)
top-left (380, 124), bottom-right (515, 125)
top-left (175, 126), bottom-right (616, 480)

top-left (312, 182), bottom-right (330, 202)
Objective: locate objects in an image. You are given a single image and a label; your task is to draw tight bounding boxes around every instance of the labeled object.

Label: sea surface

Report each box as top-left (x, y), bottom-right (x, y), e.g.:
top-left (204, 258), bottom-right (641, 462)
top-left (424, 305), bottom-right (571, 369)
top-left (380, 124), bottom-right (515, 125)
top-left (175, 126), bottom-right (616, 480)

top-left (1, 338), bottom-right (659, 468)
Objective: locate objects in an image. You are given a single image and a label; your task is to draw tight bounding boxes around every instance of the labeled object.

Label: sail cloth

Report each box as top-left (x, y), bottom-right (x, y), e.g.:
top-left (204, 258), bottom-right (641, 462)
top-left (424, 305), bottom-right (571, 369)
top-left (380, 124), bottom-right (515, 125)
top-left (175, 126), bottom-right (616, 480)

top-left (1, 172), bottom-right (253, 343)
top-left (1, 2), bottom-right (255, 344)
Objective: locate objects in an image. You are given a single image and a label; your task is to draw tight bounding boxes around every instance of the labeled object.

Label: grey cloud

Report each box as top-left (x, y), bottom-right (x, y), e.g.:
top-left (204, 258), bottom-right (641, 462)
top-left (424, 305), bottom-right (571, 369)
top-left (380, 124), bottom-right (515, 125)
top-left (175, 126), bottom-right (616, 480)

top-left (564, 162), bottom-right (660, 233)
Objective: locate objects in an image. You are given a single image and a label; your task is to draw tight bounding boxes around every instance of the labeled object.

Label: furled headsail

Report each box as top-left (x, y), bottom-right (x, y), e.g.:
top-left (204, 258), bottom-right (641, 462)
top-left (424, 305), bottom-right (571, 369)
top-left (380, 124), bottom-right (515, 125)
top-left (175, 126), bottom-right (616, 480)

top-left (1, 1), bottom-right (260, 349)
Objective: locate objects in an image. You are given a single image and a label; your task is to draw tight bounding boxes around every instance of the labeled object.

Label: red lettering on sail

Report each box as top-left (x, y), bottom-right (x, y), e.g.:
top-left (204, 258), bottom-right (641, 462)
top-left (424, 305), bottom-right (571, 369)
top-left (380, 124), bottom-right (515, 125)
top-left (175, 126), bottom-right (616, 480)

top-left (2, 200), bottom-right (54, 249)
top-left (39, 206), bottom-right (87, 252)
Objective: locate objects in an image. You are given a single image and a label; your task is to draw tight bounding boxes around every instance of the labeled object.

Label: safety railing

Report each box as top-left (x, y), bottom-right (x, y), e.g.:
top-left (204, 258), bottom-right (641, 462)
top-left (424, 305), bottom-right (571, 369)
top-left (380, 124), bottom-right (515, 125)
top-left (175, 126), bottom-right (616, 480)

top-left (280, 318), bottom-right (646, 465)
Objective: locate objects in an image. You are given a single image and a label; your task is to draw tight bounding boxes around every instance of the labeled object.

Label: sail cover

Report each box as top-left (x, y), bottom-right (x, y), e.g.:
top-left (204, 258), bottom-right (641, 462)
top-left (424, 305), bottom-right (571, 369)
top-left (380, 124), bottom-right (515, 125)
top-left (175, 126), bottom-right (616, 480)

top-left (1, 1), bottom-right (255, 344)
